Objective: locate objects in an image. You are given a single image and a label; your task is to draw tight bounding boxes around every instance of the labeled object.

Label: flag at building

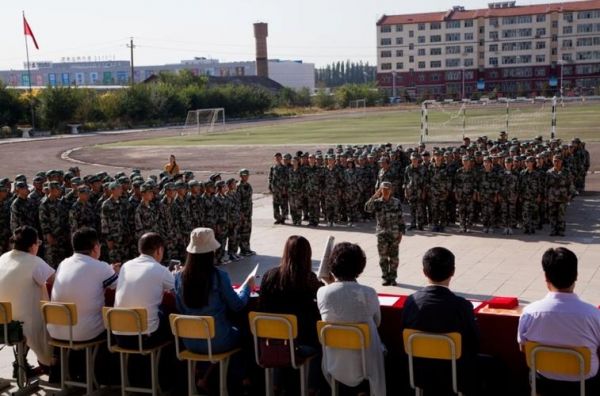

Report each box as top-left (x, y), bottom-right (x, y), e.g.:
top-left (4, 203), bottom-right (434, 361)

top-left (23, 15), bottom-right (39, 50)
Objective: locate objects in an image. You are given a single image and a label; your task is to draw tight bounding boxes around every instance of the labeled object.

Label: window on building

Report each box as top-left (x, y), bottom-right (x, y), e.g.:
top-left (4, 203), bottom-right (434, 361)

top-left (465, 70), bottom-right (474, 79)
top-left (536, 41), bottom-right (546, 49)
top-left (431, 61), bottom-right (442, 68)
top-left (430, 35), bottom-right (442, 43)
top-left (445, 58), bottom-right (461, 67)
top-left (431, 73), bottom-right (441, 81)
top-left (575, 51), bottom-right (599, 60)
top-left (535, 55), bottom-right (546, 63)
top-left (380, 38), bottom-right (392, 45)
top-left (418, 61), bottom-right (426, 69)
top-left (489, 44), bottom-right (498, 52)
top-left (519, 28), bottom-right (532, 37)
top-left (465, 20), bottom-right (474, 28)
top-left (563, 26), bottom-right (573, 34)
top-left (536, 14), bottom-right (546, 23)
top-left (489, 31), bottom-right (499, 40)
top-left (396, 37), bottom-right (403, 45)
top-left (409, 43), bottom-right (414, 50)
top-left (464, 46), bottom-right (474, 53)
top-left (430, 22), bottom-right (441, 30)
top-left (489, 57), bottom-right (498, 66)
top-left (380, 25), bottom-right (391, 33)
top-left (552, 34), bottom-right (558, 42)
top-left (446, 45), bottom-right (461, 54)
top-left (446, 20), bottom-right (461, 29)
top-left (396, 62), bottom-right (404, 70)
top-left (381, 50), bottom-right (392, 58)
top-left (418, 23), bottom-right (426, 31)
top-left (446, 70), bottom-right (462, 80)
top-left (578, 10), bottom-right (600, 19)
top-left (396, 49), bottom-right (404, 57)
top-left (479, 51), bottom-right (485, 59)
top-left (502, 29), bottom-right (517, 38)
top-left (551, 48), bottom-right (557, 55)
top-left (464, 58), bottom-right (474, 67)
top-left (418, 73), bottom-right (426, 82)
top-left (552, 21), bottom-right (558, 28)
top-left (381, 63), bottom-right (392, 70)
top-left (418, 36), bottom-right (426, 43)
top-left (480, 39), bottom-right (485, 46)
top-left (577, 24), bottom-right (594, 33)
top-left (563, 13), bottom-right (573, 22)
top-left (430, 47), bottom-right (442, 55)
top-left (536, 28), bottom-right (546, 37)
top-left (577, 37), bottom-right (594, 46)
top-left (490, 18), bottom-right (499, 27)
top-left (576, 64), bottom-right (600, 74)
top-left (562, 39), bottom-right (572, 48)
top-left (465, 32), bottom-right (474, 40)
top-left (396, 24), bottom-right (403, 32)
top-left (563, 52), bottom-right (572, 60)
top-left (418, 48), bottom-right (426, 56)
top-left (446, 33), bottom-right (461, 41)
top-left (409, 30), bottom-right (414, 37)
top-left (479, 26), bottom-right (485, 34)
top-left (409, 55), bottom-right (414, 62)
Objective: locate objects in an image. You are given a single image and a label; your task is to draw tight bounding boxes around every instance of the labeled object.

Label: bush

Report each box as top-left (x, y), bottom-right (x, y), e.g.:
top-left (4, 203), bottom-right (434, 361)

top-left (334, 83), bottom-right (385, 108)
top-left (313, 90), bottom-right (336, 110)
top-left (0, 83), bottom-right (26, 127)
top-left (38, 87), bottom-right (81, 131)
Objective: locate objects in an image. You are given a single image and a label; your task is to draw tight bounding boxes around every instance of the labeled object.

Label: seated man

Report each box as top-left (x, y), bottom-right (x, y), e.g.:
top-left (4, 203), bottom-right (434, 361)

top-left (49, 227), bottom-right (119, 342)
top-left (518, 247), bottom-right (600, 395)
top-left (402, 247), bottom-right (479, 394)
top-left (114, 232), bottom-right (175, 348)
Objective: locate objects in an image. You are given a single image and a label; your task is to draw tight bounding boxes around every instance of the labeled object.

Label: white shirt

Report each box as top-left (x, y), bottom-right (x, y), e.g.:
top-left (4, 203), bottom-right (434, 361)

top-left (518, 291), bottom-right (600, 381)
top-left (48, 253), bottom-right (117, 342)
top-left (115, 254), bottom-right (175, 334)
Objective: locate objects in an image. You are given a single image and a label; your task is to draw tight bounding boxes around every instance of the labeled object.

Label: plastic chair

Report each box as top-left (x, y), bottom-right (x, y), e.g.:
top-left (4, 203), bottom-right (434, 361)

top-left (316, 321), bottom-right (371, 396)
top-left (169, 314), bottom-right (240, 396)
top-left (41, 301), bottom-right (104, 394)
top-left (103, 307), bottom-right (171, 396)
top-left (248, 311), bottom-right (316, 396)
top-left (524, 341), bottom-right (592, 396)
top-left (403, 328), bottom-right (463, 396)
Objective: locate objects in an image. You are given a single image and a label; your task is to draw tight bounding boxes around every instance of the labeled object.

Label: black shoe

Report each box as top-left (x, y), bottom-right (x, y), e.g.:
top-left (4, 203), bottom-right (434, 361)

top-left (382, 280), bottom-right (391, 286)
top-left (408, 224), bottom-right (416, 231)
top-left (549, 231), bottom-right (557, 236)
top-left (389, 279), bottom-right (398, 286)
top-left (557, 232), bottom-right (565, 237)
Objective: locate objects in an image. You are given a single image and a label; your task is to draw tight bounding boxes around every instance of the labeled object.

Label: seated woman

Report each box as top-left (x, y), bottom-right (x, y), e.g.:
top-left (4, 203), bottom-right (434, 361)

top-left (259, 235), bottom-right (324, 393)
top-left (0, 226), bottom-right (55, 374)
top-left (317, 242), bottom-right (386, 396)
top-left (174, 227), bottom-right (255, 354)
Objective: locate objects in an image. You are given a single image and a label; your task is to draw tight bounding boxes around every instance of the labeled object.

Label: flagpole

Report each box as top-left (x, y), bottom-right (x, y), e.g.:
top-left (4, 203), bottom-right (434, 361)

top-left (23, 11), bottom-right (35, 130)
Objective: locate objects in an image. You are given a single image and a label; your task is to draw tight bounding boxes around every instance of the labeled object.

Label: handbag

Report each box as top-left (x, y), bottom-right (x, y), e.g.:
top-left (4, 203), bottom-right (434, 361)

top-left (258, 338), bottom-right (295, 368)
top-left (0, 320), bottom-right (24, 344)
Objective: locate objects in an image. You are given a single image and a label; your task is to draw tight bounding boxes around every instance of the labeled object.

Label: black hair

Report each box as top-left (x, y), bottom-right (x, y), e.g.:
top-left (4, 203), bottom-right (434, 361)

top-left (138, 233), bottom-right (164, 256)
top-left (72, 227), bottom-right (99, 254)
top-left (542, 247), bottom-right (578, 289)
top-left (329, 242), bottom-right (366, 281)
top-left (422, 247), bottom-right (455, 282)
top-left (182, 252), bottom-right (216, 309)
top-left (11, 226), bottom-right (38, 252)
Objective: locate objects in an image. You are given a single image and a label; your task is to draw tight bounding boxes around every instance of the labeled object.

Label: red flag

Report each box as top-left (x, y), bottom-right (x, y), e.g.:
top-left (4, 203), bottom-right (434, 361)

top-left (23, 15), bottom-right (39, 50)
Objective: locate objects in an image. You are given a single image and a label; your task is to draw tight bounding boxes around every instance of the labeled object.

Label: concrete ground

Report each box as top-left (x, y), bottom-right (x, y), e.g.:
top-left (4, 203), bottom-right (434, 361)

top-left (0, 122), bottom-right (599, 393)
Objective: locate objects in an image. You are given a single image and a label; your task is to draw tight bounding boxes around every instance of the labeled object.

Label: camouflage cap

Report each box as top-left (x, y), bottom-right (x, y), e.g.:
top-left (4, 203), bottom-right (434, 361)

top-left (131, 180), bottom-right (143, 188)
top-left (163, 182), bottom-right (176, 191)
top-left (209, 173), bottom-right (221, 182)
top-left (483, 156), bottom-right (492, 162)
top-left (283, 153), bottom-right (292, 160)
top-left (239, 169), bottom-right (250, 176)
top-left (47, 181), bottom-right (61, 190)
top-left (273, 152), bottom-right (282, 157)
top-left (78, 185), bottom-right (91, 194)
top-left (64, 172), bottom-right (74, 180)
top-left (462, 155), bottom-right (473, 161)
top-left (410, 153), bottom-right (420, 160)
top-left (114, 172), bottom-right (126, 179)
top-left (525, 156), bottom-right (536, 163)
top-left (188, 180), bottom-right (200, 188)
top-left (422, 151), bottom-right (431, 157)
top-left (226, 178), bottom-right (237, 185)
top-left (15, 174), bottom-right (27, 182)
top-left (215, 180), bottom-right (226, 188)
top-left (174, 181), bottom-right (187, 189)
top-left (68, 166), bottom-right (80, 173)
top-left (15, 181), bottom-right (28, 189)
top-left (204, 180), bottom-right (215, 188)
top-left (505, 157), bottom-right (514, 163)
top-left (108, 181), bottom-right (121, 190)
top-left (0, 186), bottom-right (9, 193)
top-left (33, 175), bottom-right (45, 183)
top-left (553, 154), bottom-right (563, 161)
top-left (118, 176), bottom-right (130, 184)
top-left (140, 183), bottom-right (154, 193)
top-left (380, 181), bottom-right (392, 189)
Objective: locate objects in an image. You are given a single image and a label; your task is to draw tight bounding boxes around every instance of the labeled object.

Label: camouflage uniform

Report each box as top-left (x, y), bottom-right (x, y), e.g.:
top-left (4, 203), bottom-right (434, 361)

top-left (28, 189), bottom-right (45, 208)
top-left (134, 201), bottom-right (162, 241)
top-left (269, 162), bottom-right (289, 223)
top-left (478, 169), bottom-right (500, 232)
top-left (453, 166), bottom-right (478, 232)
top-left (237, 177), bottom-right (254, 254)
top-left (303, 165), bottom-right (323, 226)
top-left (428, 163), bottom-right (452, 231)
top-left (200, 193), bottom-right (216, 231)
top-left (187, 191), bottom-right (204, 229)
top-left (535, 166), bottom-right (548, 229)
top-left (173, 195), bottom-right (192, 260)
top-left (546, 166), bottom-right (576, 236)
top-left (69, 199), bottom-right (97, 232)
top-left (39, 195), bottom-right (71, 268)
top-left (364, 191), bottom-right (405, 284)
top-left (499, 169), bottom-right (519, 232)
top-left (213, 191), bottom-right (230, 262)
top-left (323, 166), bottom-right (341, 226)
top-left (101, 197), bottom-right (129, 263)
top-left (344, 166), bottom-right (362, 224)
top-left (226, 188), bottom-right (241, 257)
top-left (10, 196), bottom-right (38, 233)
top-left (0, 193), bottom-right (11, 255)
top-left (404, 164), bottom-right (427, 229)
top-left (159, 196), bottom-right (179, 261)
top-left (288, 167), bottom-right (304, 225)
top-left (519, 168), bottom-right (541, 234)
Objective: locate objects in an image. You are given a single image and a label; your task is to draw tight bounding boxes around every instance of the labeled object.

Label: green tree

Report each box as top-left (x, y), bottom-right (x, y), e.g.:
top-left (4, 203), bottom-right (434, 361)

top-left (38, 87), bottom-right (81, 131)
top-left (0, 83), bottom-right (26, 127)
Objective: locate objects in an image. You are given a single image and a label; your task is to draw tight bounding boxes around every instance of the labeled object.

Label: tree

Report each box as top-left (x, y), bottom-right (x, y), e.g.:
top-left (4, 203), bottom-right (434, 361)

top-left (0, 83), bottom-right (26, 127)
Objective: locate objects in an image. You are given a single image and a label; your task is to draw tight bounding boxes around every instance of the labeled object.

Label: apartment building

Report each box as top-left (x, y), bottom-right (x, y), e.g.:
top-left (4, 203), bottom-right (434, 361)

top-left (376, 0), bottom-right (600, 100)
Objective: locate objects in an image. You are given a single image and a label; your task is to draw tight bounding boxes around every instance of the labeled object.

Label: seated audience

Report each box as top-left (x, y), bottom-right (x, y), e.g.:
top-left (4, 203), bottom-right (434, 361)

top-left (0, 226), bottom-right (55, 371)
top-left (48, 227), bottom-right (119, 342)
top-left (402, 247), bottom-right (480, 394)
top-left (259, 235), bottom-right (323, 393)
top-left (518, 247), bottom-right (600, 395)
top-left (114, 232), bottom-right (175, 348)
top-left (317, 242), bottom-right (386, 396)
top-left (174, 227), bottom-right (254, 354)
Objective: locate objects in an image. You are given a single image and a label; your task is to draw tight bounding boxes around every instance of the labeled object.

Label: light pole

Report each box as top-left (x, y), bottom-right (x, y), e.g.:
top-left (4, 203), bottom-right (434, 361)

top-left (392, 71), bottom-right (397, 99)
top-left (462, 66), bottom-right (465, 100)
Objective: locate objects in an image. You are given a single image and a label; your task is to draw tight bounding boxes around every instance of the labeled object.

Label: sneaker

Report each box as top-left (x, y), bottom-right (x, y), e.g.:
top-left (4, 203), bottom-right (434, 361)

top-left (229, 254), bottom-right (238, 262)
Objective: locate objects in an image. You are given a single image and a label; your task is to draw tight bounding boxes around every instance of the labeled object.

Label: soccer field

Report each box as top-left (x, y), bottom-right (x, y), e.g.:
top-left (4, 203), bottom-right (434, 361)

top-left (104, 102), bottom-right (600, 147)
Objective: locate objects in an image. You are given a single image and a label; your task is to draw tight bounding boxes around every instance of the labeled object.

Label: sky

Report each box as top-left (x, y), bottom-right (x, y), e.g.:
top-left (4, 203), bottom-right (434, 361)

top-left (2, 0), bottom-right (568, 70)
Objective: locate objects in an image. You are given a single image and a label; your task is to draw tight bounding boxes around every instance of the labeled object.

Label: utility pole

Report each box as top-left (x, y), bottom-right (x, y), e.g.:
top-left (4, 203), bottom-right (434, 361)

top-left (127, 37), bottom-right (135, 86)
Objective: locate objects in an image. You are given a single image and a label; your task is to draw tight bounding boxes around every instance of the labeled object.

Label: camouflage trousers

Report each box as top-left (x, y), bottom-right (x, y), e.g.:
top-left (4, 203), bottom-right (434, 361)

top-left (108, 240), bottom-right (128, 264)
top-left (282, 193), bottom-right (289, 218)
top-left (214, 223), bottom-right (227, 261)
top-left (480, 199), bottom-right (497, 228)
top-left (447, 196), bottom-right (457, 224)
top-left (0, 233), bottom-right (10, 256)
top-left (324, 195), bottom-right (338, 224)
top-left (163, 235), bottom-right (179, 262)
top-left (338, 195), bottom-right (347, 222)
top-left (307, 195), bottom-right (321, 225)
top-left (377, 232), bottom-right (400, 282)
top-left (430, 195), bottom-right (448, 227)
top-left (239, 213), bottom-right (252, 253)
top-left (457, 199), bottom-right (475, 230)
top-left (407, 197), bottom-right (425, 227)
top-left (44, 237), bottom-right (71, 269)
top-left (521, 199), bottom-right (538, 232)
top-left (548, 202), bottom-right (567, 234)
top-left (423, 198), bottom-right (432, 225)
top-left (272, 190), bottom-right (285, 222)
top-left (501, 201), bottom-right (518, 228)
top-left (227, 223), bottom-right (240, 254)
top-left (537, 201), bottom-right (547, 228)
top-left (288, 192), bottom-right (303, 224)
top-left (345, 193), bottom-right (361, 223)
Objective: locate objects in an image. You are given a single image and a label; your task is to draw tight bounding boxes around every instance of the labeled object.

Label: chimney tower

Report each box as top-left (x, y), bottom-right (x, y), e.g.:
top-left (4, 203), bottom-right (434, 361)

top-left (254, 22), bottom-right (269, 78)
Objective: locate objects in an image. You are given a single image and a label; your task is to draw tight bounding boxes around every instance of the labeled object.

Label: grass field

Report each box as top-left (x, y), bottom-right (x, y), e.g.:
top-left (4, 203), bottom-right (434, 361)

top-left (104, 102), bottom-right (600, 147)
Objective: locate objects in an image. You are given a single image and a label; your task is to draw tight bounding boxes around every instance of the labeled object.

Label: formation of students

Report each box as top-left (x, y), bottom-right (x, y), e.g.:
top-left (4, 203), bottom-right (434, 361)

top-left (269, 133), bottom-right (589, 236)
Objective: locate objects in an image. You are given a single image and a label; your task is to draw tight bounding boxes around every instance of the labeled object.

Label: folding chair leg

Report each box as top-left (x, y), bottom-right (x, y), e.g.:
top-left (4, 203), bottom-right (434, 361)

top-left (85, 347), bottom-right (94, 394)
top-left (530, 369), bottom-right (536, 396)
top-left (300, 365), bottom-right (308, 396)
top-left (151, 351), bottom-right (159, 396)
top-left (265, 367), bottom-right (274, 396)
top-left (188, 360), bottom-right (195, 396)
top-left (60, 348), bottom-right (67, 389)
top-left (120, 353), bottom-right (127, 396)
top-left (220, 358), bottom-right (230, 396)
top-left (331, 379), bottom-right (338, 396)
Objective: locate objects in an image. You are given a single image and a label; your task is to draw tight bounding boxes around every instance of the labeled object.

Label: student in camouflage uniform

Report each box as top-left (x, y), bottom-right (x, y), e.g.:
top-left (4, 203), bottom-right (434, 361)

top-left (226, 178), bottom-right (242, 261)
top-left (38, 181), bottom-right (71, 268)
top-left (303, 154), bottom-right (322, 227)
top-left (323, 156), bottom-right (341, 227)
top-left (269, 153), bottom-right (288, 224)
top-left (535, 154), bottom-right (548, 230)
top-left (134, 183), bottom-right (162, 242)
top-left (365, 181), bottom-right (405, 286)
top-left (479, 157), bottom-right (500, 233)
top-left (69, 186), bottom-right (97, 233)
top-left (159, 183), bottom-right (179, 261)
top-left (281, 153), bottom-right (292, 220)
top-left (428, 150), bottom-right (452, 232)
top-left (499, 157), bottom-right (519, 235)
top-left (174, 181), bottom-right (192, 260)
top-left (100, 182), bottom-right (130, 263)
top-left (421, 151), bottom-right (433, 225)
top-left (404, 153), bottom-right (427, 230)
top-left (0, 185), bottom-right (12, 255)
top-left (519, 157), bottom-right (541, 235)
top-left (213, 181), bottom-right (230, 265)
top-left (10, 181), bottom-right (38, 233)
top-left (237, 169), bottom-right (256, 256)
top-left (288, 157), bottom-right (304, 226)
top-left (28, 176), bottom-right (46, 207)
top-left (546, 154), bottom-right (576, 237)
top-left (356, 155), bottom-right (372, 221)
top-left (454, 156), bottom-right (479, 233)
top-left (344, 157), bottom-right (361, 226)
top-left (200, 181), bottom-right (216, 232)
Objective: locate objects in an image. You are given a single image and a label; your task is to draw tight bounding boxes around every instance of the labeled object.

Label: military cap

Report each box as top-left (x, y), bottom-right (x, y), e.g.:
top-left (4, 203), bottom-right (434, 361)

top-left (499, 131), bottom-right (507, 136)
top-left (274, 152), bottom-right (282, 158)
top-left (295, 151), bottom-right (304, 158)
top-left (378, 157), bottom-right (389, 163)
top-left (380, 181), bottom-right (392, 189)
top-left (47, 181), bottom-right (61, 190)
top-left (78, 186), bottom-right (91, 194)
top-left (174, 181), bottom-right (187, 190)
top-left (184, 170), bottom-right (194, 177)
top-left (474, 151), bottom-right (483, 157)
top-left (131, 176), bottom-right (144, 184)
top-left (525, 156), bottom-right (536, 163)
top-left (140, 183), bottom-right (154, 193)
top-left (15, 181), bottom-right (28, 189)
top-left (410, 153), bottom-right (420, 160)
top-left (45, 170), bottom-right (56, 177)
top-left (226, 178), bottom-right (237, 185)
top-left (346, 157), bottom-right (355, 162)
top-left (302, 152), bottom-right (309, 158)
top-left (163, 182), bottom-right (176, 191)
top-left (35, 171), bottom-right (46, 178)
top-left (131, 180), bottom-right (143, 188)
top-left (535, 153), bottom-right (544, 159)
top-left (118, 176), bottom-right (130, 184)
top-left (148, 175), bottom-right (158, 182)
top-left (15, 174), bottom-right (27, 182)
top-left (215, 180), bottom-right (226, 189)
top-left (462, 155), bottom-right (473, 161)
top-left (422, 151), bottom-right (431, 157)
top-left (68, 166), bottom-right (80, 173)
top-left (0, 186), bottom-right (9, 193)
top-left (505, 157), bottom-right (513, 163)
top-left (188, 180), bottom-right (200, 188)
top-left (204, 180), bottom-right (215, 188)
top-left (64, 172), bottom-right (74, 180)
top-left (283, 153), bottom-right (292, 160)
top-left (483, 156), bottom-right (492, 162)
top-left (33, 176), bottom-right (45, 183)
top-left (114, 172), bottom-right (126, 179)
top-left (131, 169), bottom-right (141, 174)
top-left (209, 173), bottom-right (221, 182)
top-left (553, 154), bottom-right (563, 161)
top-left (443, 151), bottom-right (452, 157)
top-left (239, 169), bottom-right (250, 176)
top-left (452, 148), bottom-right (460, 153)
top-left (108, 181), bottom-right (121, 190)
top-left (572, 137), bottom-right (581, 143)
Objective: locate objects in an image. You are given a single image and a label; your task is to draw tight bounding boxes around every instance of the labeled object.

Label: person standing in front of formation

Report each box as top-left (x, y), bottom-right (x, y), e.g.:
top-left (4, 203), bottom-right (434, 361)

top-left (213, 181), bottom-right (230, 265)
top-left (364, 181), bottom-right (405, 286)
top-left (499, 157), bottom-right (519, 235)
top-left (237, 169), bottom-right (256, 256)
top-left (546, 154), bottom-right (576, 237)
top-left (520, 156), bottom-right (541, 235)
top-left (164, 154), bottom-right (180, 178)
top-left (269, 153), bottom-right (288, 224)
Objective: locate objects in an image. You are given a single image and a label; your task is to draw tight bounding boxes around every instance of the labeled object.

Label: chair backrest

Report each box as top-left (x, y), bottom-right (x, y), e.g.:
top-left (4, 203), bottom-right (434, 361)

top-left (402, 328), bottom-right (462, 360)
top-left (103, 307), bottom-right (149, 352)
top-left (40, 301), bottom-right (78, 347)
top-left (317, 321), bottom-right (371, 350)
top-left (0, 302), bottom-right (12, 324)
top-left (169, 314), bottom-right (217, 360)
top-left (524, 341), bottom-right (591, 378)
top-left (248, 312), bottom-right (299, 369)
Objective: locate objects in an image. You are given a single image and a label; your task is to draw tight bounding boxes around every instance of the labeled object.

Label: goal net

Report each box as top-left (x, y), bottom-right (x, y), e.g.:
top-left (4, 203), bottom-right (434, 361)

top-left (182, 108), bottom-right (225, 135)
top-left (420, 98), bottom-right (555, 143)
top-left (349, 98), bottom-right (367, 113)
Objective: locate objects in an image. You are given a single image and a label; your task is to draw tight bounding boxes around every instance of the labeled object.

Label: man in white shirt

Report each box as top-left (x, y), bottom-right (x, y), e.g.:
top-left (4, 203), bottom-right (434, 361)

top-left (114, 232), bottom-right (174, 348)
top-left (518, 247), bottom-right (600, 395)
top-left (48, 227), bottom-right (119, 342)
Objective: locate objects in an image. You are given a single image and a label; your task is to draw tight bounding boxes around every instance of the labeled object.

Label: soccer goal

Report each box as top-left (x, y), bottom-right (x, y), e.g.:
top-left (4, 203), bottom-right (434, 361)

top-left (420, 98), bottom-right (556, 143)
top-left (182, 108), bottom-right (226, 135)
top-left (349, 98), bottom-right (367, 115)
